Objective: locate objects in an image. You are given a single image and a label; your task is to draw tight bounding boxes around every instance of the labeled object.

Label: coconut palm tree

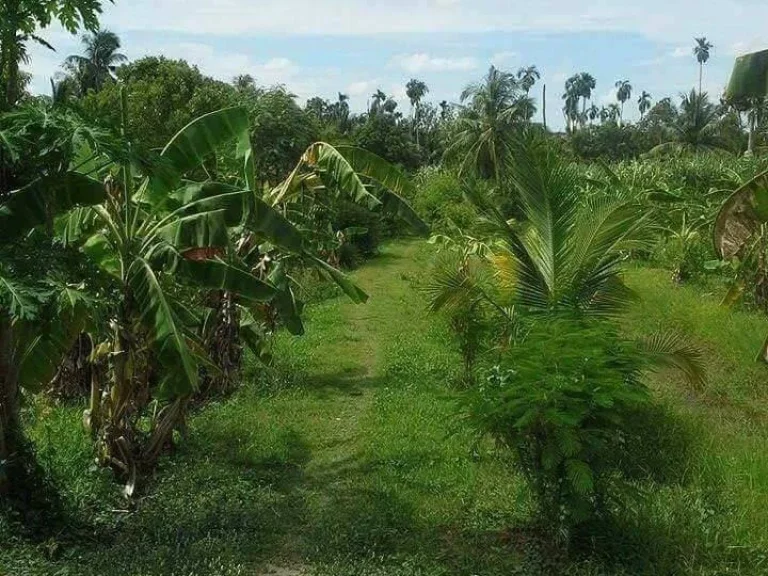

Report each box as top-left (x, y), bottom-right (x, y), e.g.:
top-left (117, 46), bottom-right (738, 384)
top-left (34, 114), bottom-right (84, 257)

top-left (638, 90), bottom-right (652, 119)
top-left (405, 78), bottom-right (429, 145)
top-left (648, 90), bottom-right (726, 155)
top-left (65, 29), bottom-right (127, 94)
top-left (694, 37), bottom-right (714, 96)
top-left (615, 80), bottom-right (632, 125)
top-left (445, 65), bottom-right (524, 181)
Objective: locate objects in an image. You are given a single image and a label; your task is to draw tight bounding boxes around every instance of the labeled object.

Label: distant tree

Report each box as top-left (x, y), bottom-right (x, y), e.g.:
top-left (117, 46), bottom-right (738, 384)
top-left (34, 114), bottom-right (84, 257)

top-left (516, 65), bottom-right (540, 94)
top-left (370, 89), bottom-right (387, 114)
top-left (447, 65), bottom-right (525, 180)
top-left (587, 103), bottom-right (600, 125)
top-left (615, 80), bottom-right (632, 125)
top-left (79, 57), bottom-right (237, 148)
top-left (694, 37), bottom-right (714, 95)
top-left (649, 90), bottom-right (727, 155)
top-left (331, 92), bottom-right (350, 132)
top-left (406, 78), bottom-right (429, 145)
top-left (65, 29), bottom-right (126, 94)
top-left (0, 0), bottom-right (104, 110)
top-left (638, 90), bottom-right (652, 119)
top-left (439, 99), bottom-right (451, 121)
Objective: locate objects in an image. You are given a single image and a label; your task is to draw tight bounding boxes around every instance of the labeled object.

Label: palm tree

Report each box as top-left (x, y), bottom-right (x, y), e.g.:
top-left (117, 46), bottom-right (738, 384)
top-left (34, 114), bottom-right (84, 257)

top-left (607, 103), bottom-right (621, 124)
top-left (65, 29), bottom-right (127, 94)
top-left (431, 135), bottom-right (655, 317)
top-left (516, 66), bottom-right (540, 122)
top-left (516, 65), bottom-right (541, 94)
top-left (405, 78), bottom-right (429, 145)
top-left (563, 93), bottom-right (580, 132)
top-left (638, 90), bottom-right (652, 119)
top-left (587, 103), bottom-right (600, 125)
top-left (615, 80), bottom-right (633, 125)
top-left (577, 72), bottom-right (596, 120)
top-left (445, 65), bottom-right (523, 181)
top-left (649, 90), bottom-right (726, 155)
top-left (439, 100), bottom-right (450, 121)
top-left (694, 37), bottom-right (714, 96)
top-left (370, 89), bottom-right (387, 114)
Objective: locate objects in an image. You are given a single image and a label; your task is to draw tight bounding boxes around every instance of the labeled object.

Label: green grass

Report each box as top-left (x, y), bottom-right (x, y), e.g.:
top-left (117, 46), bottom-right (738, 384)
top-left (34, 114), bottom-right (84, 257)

top-left (2, 242), bottom-right (768, 575)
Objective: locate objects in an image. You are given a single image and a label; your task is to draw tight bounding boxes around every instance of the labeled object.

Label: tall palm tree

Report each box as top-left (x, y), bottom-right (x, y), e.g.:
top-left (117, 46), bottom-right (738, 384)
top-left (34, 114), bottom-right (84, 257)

top-left (65, 29), bottom-right (126, 94)
top-left (694, 37), bottom-right (714, 96)
top-left (445, 66), bottom-right (523, 181)
top-left (405, 78), bottom-right (429, 145)
top-left (638, 90), bottom-right (652, 119)
top-left (516, 65), bottom-right (540, 121)
top-left (516, 65), bottom-right (540, 94)
top-left (370, 89), bottom-right (387, 114)
top-left (615, 80), bottom-right (633, 125)
top-left (577, 72), bottom-right (596, 120)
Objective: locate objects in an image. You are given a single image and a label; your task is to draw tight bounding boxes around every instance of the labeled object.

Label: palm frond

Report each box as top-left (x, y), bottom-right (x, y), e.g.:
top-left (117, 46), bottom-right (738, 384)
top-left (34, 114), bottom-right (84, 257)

top-left (638, 331), bottom-right (707, 391)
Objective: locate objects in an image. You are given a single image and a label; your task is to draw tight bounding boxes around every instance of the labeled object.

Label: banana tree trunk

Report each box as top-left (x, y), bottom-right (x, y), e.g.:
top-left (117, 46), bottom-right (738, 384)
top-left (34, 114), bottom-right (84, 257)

top-left (0, 311), bottom-right (20, 496)
top-left (747, 111), bottom-right (757, 156)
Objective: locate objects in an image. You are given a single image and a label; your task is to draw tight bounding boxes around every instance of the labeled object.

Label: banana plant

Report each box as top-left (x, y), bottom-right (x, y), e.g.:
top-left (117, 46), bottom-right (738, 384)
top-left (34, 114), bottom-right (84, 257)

top-left (725, 48), bottom-right (768, 155)
top-left (712, 169), bottom-right (768, 360)
top-left (196, 140), bottom-right (429, 394)
top-left (64, 106), bottom-right (291, 492)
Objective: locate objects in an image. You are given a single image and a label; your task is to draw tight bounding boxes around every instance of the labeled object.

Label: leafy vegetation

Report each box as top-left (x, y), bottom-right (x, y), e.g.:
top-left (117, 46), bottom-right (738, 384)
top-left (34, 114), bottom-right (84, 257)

top-left (3, 9), bottom-right (768, 576)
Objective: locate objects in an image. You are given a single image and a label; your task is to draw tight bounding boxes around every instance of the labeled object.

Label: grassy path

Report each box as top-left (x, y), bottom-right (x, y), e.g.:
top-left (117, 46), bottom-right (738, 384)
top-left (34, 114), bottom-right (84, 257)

top-left (4, 241), bottom-right (768, 576)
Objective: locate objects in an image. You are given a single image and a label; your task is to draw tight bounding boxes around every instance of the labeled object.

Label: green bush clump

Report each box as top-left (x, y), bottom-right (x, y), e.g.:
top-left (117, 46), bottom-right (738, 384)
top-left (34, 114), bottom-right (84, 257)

top-left (461, 319), bottom-right (652, 539)
top-left (411, 167), bottom-right (477, 231)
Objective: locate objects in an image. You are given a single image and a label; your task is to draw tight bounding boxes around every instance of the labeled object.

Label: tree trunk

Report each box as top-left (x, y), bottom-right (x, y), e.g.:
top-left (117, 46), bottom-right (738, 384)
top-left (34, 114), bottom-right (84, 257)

top-left (0, 311), bottom-right (20, 496)
top-left (699, 64), bottom-right (703, 97)
top-left (747, 110), bottom-right (756, 156)
top-left (542, 84), bottom-right (547, 132)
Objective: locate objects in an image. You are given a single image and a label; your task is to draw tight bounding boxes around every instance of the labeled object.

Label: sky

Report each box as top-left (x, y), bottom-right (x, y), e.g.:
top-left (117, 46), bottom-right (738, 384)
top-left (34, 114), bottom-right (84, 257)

top-left (23, 0), bottom-right (768, 130)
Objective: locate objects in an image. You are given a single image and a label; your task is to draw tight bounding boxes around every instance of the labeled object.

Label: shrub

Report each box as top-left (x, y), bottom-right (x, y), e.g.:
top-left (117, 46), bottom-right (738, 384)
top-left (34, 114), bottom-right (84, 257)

top-left (412, 167), bottom-right (477, 231)
top-left (461, 319), bottom-right (651, 540)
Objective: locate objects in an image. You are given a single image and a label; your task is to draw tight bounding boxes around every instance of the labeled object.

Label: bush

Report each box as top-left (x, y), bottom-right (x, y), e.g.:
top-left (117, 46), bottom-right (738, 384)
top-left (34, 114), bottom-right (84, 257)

top-left (332, 201), bottom-right (383, 266)
top-left (462, 319), bottom-right (651, 540)
top-left (411, 167), bottom-right (477, 231)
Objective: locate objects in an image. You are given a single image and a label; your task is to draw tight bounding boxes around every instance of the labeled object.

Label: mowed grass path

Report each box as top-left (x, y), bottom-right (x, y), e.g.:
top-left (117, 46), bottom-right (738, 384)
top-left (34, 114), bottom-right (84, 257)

top-left (3, 241), bottom-right (768, 575)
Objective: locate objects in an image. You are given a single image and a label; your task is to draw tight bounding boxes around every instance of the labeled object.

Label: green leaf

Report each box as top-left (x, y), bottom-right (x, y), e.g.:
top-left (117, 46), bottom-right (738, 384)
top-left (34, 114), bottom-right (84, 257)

top-left (306, 143), bottom-right (382, 209)
top-left (726, 48), bottom-right (768, 107)
top-left (334, 145), bottom-right (429, 235)
top-left (250, 196), bottom-right (305, 253)
top-left (713, 169), bottom-right (768, 259)
top-left (268, 263), bottom-right (304, 335)
top-left (161, 107), bottom-right (250, 176)
top-left (307, 255), bottom-right (369, 304)
top-left (82, 233), bottom-right (120, 278)
top-left (565, 459), bottom-right (594, 495)
top-left (128, 258), bottom-right (198, 396)
top-left (0, 172), bottom-right (106, 241)
top-left (179, 259), bottom-right (277, 302)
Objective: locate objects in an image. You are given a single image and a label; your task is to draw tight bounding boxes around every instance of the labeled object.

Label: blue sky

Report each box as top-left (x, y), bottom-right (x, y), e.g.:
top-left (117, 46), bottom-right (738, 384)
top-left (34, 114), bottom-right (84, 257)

top-left (24, 0), bottom-right (768, 129)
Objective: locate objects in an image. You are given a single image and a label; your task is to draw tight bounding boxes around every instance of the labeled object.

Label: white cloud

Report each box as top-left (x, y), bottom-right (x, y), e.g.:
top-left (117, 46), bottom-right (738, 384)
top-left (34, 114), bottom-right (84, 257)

top-left (671, 46), bottom-right (690, 58)
top-left (490, 51), bottom-right (518, 67)
top-left (346, 79), bottom-right (380, 96)
top-left (390, 53), bottom-right (478, 73)
top-left (84, 0), bottom-right (767, 52)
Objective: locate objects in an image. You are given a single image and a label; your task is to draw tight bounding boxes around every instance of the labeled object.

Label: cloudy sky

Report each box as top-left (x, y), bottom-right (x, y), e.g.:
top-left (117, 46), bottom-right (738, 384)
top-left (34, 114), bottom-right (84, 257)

top-left (24, 0), bottom-right (768, 129)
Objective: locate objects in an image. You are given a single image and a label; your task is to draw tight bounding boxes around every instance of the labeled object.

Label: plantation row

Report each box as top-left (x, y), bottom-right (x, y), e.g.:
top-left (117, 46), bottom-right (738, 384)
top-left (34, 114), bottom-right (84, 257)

top-left (3, 3), bottom-right (768, 574)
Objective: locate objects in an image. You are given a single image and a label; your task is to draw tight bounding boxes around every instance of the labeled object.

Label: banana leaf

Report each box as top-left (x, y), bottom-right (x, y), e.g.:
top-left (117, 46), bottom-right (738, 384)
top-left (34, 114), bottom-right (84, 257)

top-left (0, 172), bottom-right (106, 240)
top-left (726, 48), bottom-right (768, 109)
top-left (179, 259), bottom-right (277, 302)
top-left (161, 107), bottom-right (251, 177)
top-left (713, 169), bottom-right (768, 259)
